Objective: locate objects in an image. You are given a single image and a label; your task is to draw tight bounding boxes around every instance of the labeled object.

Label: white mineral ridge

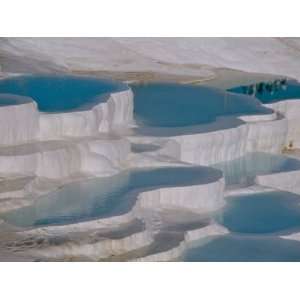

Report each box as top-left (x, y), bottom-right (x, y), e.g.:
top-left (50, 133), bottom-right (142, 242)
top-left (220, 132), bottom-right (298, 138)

top-left (0, 138), bottom-right (130, 179)
top-left (129, 113), bottom-right (288, 166)
top-left (29, 229), bottom-right (154, 261)
top-left (132, 223), bottom-right (229, 262)
top-left (265, 100), bottom-right (300, 147)
top-left (256, 170), bottom-right (300, 195)
top-left (39, 89), bottom-right (134, 139)
top-left (1, 38), bottom-right (300, 79)
top-left (136, 179), bottom-right (225, 214)
top-left (0, 95), bottom-right (39, 145)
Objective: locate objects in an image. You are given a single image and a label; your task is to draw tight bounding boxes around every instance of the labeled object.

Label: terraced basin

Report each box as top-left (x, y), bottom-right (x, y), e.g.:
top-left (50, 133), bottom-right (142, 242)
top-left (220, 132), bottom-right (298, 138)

top-left (132, 83), bottom-right (272, 128)
top-left (0, 75), bottom-right (127, 112)
top-left (1, 166), bottom-right (222, 228)
top-left (183, 235), bottom-right (300, 262)
top-left (213, 152), bottom-right (300, 186)
top-left (218, 191), bottom-right (300, 234)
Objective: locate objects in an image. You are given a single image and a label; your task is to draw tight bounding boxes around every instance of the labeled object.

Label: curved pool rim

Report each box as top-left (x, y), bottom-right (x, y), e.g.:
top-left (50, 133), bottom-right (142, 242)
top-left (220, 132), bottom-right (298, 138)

top-left (131, 82), bottom-right (275, 138)
top-left (0, 74), bottom-right (130, 113)
top-left (0, 165), bottom-right (223, 228)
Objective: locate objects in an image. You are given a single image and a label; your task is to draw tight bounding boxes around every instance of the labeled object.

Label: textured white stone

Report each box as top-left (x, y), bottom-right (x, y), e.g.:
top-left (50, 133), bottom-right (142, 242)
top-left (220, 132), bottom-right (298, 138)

top-left (2, 38), bottom-right (300, 80)
top-left (0, 95), bottom-right (39, 146)
top-left (39, 89), bottom-right (134, 140)
top-left (132, 223), bottom-right (229, 262)
top-left (0, 138), bottom-right (130, 179)
top-left (265, 100), bottom-right (300, 148)
top-left (29, 230), bottom-right (153, 261)
top-left (185, 223), bottom-right (230, 243)
top-left (136, 179), bottom-right (225, 214)
top-left (129, 114), bottom-right (287, 166)
top-left (255, 170), bottom-right (300, 195)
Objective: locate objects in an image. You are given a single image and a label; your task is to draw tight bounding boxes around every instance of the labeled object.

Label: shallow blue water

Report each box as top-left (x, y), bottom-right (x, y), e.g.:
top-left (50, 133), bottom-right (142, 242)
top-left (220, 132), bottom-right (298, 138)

top-left (0, 94), bottom-right (29, 106)
top-left (0, 75), bottom-right (126, 112)
top-left (229, 80), bottom-right (300, 104)
top-left (218, 191), bottom-right (300, 234)
top-left (184, 189), bottom-right (300, 261)
top-left (132, 83), bottom-right (272, 127)
top-left (213, 152), bottom-right (300, 186)
top-left (183, 235), bottom-right (300, 262)
top-left (1, 166), bottom-right (221, 228)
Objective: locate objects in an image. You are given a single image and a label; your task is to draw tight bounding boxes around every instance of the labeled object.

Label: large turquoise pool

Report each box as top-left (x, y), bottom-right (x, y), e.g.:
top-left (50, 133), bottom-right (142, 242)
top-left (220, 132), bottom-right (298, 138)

top-left (132, 83), bottom-right (272, 128)
top-left (1, 166), bottom-right (221, 228)
top-left (0, 75), bottom-right (127, 112)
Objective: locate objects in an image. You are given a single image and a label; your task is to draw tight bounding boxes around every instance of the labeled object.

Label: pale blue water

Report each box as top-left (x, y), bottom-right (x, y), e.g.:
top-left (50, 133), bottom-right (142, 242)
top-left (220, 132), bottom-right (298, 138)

top-left (213, 152), bottom-right (300, 186)
top-left (183, 235), bottom-right (300, 261)
top-left (0, 75), bottom-right (127, 112)
top-left (184, 189), bottom-right (300, 261)
top-left (1, 166), bottom-right (221, 228)
top-left (218, 191), bottom-right (300, 234)
top-left (0, 94), bottom-right (30, 106)
top-left (184, 152), bottom-right (300, 261)
top-left (132, 83), bottom-right (272, 127)
top-left (229, 80), bottom-right (300, 104)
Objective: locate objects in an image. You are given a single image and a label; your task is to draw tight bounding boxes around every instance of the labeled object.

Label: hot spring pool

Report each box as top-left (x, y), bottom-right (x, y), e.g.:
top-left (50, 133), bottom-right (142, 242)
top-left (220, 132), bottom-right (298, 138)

top-left (132, 83), bottom-right (272, 128)
top-left (229, 79), bottom-right (300, 104)
top-left (217, 191), bottom-right (300, 234)
top-left (1, 166), bottom-right (221, 228)
top-left (183, 235), bottom-right (300, 262)
top-left (0, 75), bottom-right (127, 112)
top-left (213, 152), bottom-right (300, 186)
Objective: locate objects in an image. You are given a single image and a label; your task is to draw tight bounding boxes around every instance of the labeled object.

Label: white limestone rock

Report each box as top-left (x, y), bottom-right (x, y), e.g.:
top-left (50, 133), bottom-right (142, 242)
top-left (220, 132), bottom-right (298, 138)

top-left (0, 138), bottom-right (130, 179)
top-left (136, 178), bottom-right (225, 214)
top-left (129, 114), bottom-right (287, 166)
top-left (0, 94), bottom-right (39, 146)
top-left (39, 89), bottom-right (134, 140)
top-left (265, 100), bottom-right (300, 148)
top-left (255, 170), bottom-right (300, 195)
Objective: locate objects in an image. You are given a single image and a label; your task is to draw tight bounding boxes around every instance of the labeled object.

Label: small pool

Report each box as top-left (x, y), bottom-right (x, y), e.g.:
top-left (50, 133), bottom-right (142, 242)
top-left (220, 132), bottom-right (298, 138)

top-left (218, 191), bottom-right (300, 234)
top-left (0, 75), bottom-right (127, 112)
top-left (1, 166), bottom-right (221, 228)
top-left (132, 83), bottom-right (272, 128)
top-left (229, 80), bottom-right (300, 104)
top-left (213, 152), bottom-right (300, 186)
top-left (183, 235), bottom-right (300, 262)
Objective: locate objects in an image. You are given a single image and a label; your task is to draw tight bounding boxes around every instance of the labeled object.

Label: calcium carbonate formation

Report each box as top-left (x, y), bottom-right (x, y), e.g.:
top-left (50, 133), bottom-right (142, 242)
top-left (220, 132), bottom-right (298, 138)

top-left (1, 73), bottom-right (300, 261)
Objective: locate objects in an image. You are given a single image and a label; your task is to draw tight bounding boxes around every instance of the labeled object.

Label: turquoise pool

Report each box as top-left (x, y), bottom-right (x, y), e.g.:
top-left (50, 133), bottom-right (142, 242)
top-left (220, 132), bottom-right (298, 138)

top-left (218, 191), bottom-right (300, 234)
top-left (132, 83), bottom-right (272, 128)
top-left (0, 75), bottom-right (127, 112)
top-left (213, 152), bottom-right (300, 186)
top-left (183, 235), bottom-right (300, 262)
top-left (0, 93), bottom-right (31, 106)
top-left (1, 166), bottom-right (221, 228)
top-left (229, 80), bottom-right (300, 104)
